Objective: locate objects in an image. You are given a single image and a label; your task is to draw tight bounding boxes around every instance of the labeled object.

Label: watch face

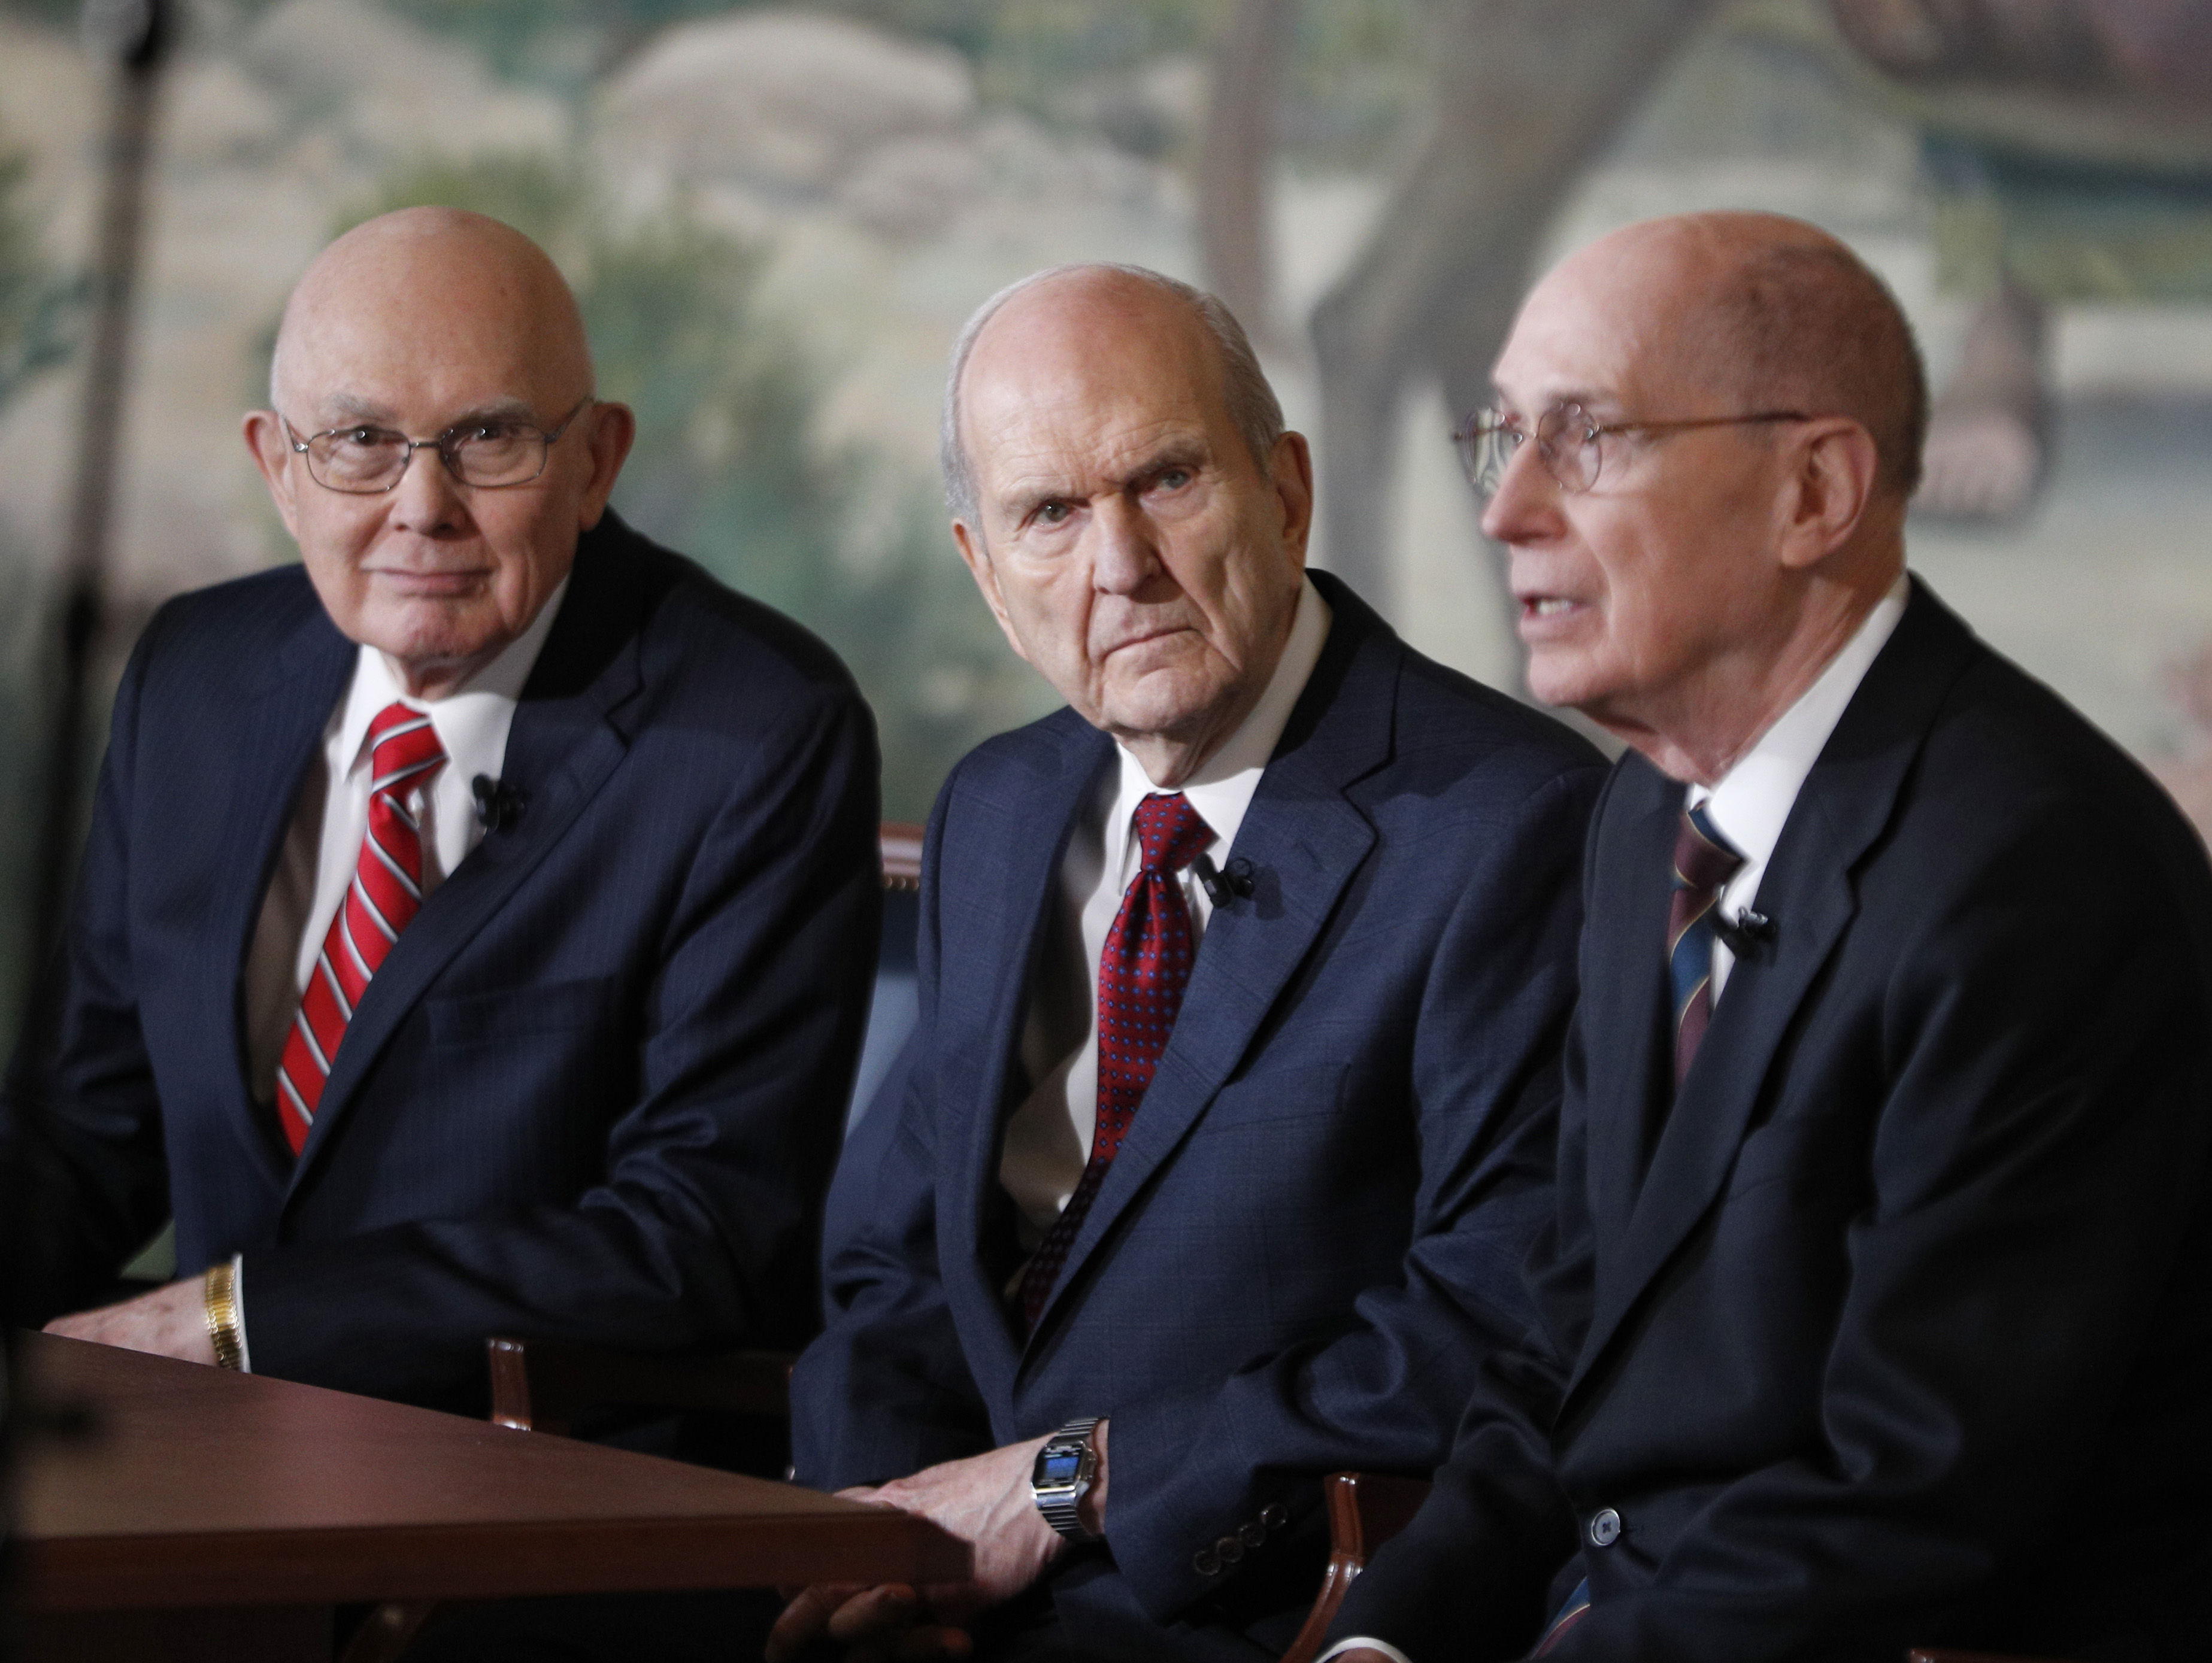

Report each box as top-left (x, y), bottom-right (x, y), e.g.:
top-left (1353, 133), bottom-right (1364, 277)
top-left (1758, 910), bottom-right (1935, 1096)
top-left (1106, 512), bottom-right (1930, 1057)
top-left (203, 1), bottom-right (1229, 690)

top-left (1037, 1448), bottom-right (1085, 1487)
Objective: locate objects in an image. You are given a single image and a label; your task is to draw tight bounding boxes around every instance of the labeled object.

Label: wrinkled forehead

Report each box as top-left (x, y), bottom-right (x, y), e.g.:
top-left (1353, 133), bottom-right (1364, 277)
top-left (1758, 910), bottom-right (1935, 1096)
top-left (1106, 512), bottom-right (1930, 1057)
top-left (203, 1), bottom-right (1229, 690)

top-left (960, 287), bottom-right (1231, 490)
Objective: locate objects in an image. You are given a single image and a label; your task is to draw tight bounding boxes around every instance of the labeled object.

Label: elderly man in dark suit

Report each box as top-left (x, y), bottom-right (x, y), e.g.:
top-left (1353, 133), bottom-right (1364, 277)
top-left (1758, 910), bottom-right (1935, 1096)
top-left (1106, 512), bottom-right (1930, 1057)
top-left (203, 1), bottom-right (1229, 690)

top-left (772, 264), bottom-right (1605, 1662)
top-left (1326, 212), bottom-right (2212, 1663)
top-left (2, 208), bottom-right (879, 1421)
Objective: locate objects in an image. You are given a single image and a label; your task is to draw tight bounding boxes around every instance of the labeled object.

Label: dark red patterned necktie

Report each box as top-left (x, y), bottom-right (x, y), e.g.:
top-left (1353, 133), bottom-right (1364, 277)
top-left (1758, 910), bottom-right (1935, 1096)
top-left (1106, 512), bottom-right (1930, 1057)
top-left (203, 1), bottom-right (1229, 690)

top-left (1668, 803), bottom-right (1744, 1087)
top-left (1017, 791), bottom-right (1214, 1328)
top-left (274, 702), bottom-right (446, 1156)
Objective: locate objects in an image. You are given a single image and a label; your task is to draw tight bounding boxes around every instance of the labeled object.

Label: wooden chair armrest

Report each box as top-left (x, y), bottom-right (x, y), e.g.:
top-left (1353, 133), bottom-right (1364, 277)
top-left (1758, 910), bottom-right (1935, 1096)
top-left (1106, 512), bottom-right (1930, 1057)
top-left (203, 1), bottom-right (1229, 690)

top-left (486, 1336), bottom-right (795, 1437)
top-left (880, 821), bottom-right (923, 891)
top-left (1908, 1652), bottom-right (2071, 1663)
top-left (1280, 1471), bottom-right (1434, 1663)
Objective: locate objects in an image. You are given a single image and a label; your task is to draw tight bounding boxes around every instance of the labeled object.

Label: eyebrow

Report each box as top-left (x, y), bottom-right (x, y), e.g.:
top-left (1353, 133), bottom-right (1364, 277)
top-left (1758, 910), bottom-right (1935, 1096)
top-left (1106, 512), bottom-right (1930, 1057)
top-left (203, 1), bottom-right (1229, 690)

top-left (995, 436), bottom-right (1213, 523)
top-left (1493, 385), bottom-right (1618, 410)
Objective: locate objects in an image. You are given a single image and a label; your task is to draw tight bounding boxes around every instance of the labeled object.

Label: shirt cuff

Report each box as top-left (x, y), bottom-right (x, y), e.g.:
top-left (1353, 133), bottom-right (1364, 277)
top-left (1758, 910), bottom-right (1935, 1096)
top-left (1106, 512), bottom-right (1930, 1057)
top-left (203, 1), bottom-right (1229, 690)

top-left (1318, 1640), bottom-right (1414, 1663)
top-left (229, 1252), bottom-right (253, 1374)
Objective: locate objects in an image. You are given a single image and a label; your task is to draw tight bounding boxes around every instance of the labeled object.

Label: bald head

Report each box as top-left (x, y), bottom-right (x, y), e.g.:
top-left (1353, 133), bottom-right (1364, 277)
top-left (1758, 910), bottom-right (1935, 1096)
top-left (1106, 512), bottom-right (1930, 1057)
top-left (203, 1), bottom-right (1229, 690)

top-left (1570, 212), bottom-right (1927, 500)
top-left (247, 207), bottom-right (633, 699)
top-left (271, 207), bottom-right (593, 412)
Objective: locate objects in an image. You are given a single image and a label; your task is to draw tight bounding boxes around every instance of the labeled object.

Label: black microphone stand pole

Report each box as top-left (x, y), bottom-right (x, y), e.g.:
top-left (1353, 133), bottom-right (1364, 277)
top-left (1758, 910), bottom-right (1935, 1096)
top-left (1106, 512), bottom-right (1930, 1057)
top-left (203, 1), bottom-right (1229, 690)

top-left (3, 1), bottom-right (172, 1649)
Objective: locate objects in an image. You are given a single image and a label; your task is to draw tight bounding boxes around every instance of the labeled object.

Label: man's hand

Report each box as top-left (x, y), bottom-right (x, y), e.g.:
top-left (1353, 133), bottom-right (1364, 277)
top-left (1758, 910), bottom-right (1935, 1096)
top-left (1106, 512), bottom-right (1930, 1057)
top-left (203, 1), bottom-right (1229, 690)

top-left (44, 1277), bottom-right (217, 1366)
top-left (768, 1422), bottom-right (1110, 1661)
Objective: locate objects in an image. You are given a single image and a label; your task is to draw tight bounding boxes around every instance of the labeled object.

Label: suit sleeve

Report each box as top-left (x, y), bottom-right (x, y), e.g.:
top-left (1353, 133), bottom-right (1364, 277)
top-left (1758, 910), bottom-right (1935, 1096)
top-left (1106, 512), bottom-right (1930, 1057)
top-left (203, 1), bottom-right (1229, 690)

top-left (1103, 763), bottom-right (1602, 1625)
top-left (1325, 1007), bottom-right (1593, 1662)
top-left (1, 605), bottom-right (178, 1324)
top-left (237, 676), bottom-right (883, 1405)
top-left (789, 780), bottom-right (998, 1488)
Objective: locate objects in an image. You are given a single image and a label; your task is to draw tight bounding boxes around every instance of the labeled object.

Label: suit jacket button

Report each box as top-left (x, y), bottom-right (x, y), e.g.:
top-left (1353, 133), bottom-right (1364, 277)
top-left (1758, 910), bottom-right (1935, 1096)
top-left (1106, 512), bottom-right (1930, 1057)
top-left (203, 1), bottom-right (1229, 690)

top-left (1216, 1534), bottom-right (1246, 1565)
top-left (1240, 1521), bottom-right (1267, 1548)
top-left (1589, 1508), bottom-right (1622, 1548)
top-left (1192, 1547), bottom-right (1221, 1576)
top-left (1261, 1503), bottom-right (1290, 1530)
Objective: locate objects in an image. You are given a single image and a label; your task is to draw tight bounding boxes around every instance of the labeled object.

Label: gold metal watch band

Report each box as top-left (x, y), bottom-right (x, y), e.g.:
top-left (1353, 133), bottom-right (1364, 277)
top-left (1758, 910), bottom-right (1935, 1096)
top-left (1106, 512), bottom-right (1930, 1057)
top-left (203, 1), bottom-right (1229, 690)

top-left (203, 1260), bottom-right (244, 1371)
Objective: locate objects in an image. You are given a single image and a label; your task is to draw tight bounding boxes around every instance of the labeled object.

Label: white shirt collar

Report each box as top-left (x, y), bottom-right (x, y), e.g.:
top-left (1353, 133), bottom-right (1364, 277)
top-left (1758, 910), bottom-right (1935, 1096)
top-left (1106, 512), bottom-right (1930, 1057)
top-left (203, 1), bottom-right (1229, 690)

top-left (331, 574), bottom-right (569, 783)
top-left (1691, 572), bottom-right (1910, 878)
top-left (1108, 574), bottom-right (1332, 872)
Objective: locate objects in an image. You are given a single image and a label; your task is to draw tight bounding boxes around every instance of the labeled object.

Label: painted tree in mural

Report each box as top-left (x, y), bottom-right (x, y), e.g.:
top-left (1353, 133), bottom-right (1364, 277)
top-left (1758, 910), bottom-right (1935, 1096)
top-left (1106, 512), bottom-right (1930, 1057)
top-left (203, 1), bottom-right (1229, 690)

top-left (1198, 0), bottom-right (2212, 610)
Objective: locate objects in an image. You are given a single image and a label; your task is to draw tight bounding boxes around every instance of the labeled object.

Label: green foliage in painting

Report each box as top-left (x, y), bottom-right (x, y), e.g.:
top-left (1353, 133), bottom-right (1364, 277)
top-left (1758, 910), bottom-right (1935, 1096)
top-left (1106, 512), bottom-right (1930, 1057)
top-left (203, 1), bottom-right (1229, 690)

top-left (334, 156), bottom-right (1044, 819)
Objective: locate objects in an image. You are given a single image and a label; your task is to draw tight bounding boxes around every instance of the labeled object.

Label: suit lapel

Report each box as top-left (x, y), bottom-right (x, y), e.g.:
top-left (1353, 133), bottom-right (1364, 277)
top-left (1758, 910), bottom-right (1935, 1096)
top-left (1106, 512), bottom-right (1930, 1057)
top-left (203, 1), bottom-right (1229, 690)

top-left (213, 596), bottom-right (354, 1184)
top-left (1578, 763), bottom-right (1677, 1323)
top-left (286, 522), bottom-right (648, 1194)
top-left (1023, 580), bottom-right (1393, 1347)
top-left (941, 716), bottom-right (1113, 1372)
top-left (1565, 582), bottom-right (1983, 1403)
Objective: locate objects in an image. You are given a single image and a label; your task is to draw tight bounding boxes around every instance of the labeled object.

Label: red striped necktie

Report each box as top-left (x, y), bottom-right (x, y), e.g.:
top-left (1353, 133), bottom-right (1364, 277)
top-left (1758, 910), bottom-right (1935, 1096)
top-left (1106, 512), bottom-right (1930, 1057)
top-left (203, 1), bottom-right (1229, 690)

top-left (1017, 791), bottom-right (1214, 1329)
top-left (274, 702), bottom-right (446, 1156)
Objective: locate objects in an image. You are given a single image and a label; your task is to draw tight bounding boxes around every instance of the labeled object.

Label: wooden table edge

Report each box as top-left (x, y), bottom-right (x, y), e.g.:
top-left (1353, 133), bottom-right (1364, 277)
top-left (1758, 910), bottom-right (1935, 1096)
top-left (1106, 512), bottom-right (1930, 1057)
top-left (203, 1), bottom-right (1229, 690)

top-left (13, 1506), bottom-right (969, 1612)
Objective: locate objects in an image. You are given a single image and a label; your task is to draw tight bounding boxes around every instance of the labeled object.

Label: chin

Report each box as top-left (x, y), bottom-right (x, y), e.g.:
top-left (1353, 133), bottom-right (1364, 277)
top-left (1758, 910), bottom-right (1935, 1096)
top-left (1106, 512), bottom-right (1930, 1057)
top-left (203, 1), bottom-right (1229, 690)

top-left (359, 612), bottom-right (503, 671)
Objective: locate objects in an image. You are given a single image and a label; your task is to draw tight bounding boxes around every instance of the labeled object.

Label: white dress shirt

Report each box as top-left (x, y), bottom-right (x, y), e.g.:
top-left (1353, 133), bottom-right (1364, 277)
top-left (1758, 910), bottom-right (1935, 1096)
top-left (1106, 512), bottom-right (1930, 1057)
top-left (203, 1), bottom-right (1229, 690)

top-left (1692, 573), bottom-right (1907, 1003)
top-left (998, 576), bottom-right (1332, 1264)
top-left (231, 576), bottom-right (568, 1365)
top-left (1318, 575), bottom-right (1910, 1663)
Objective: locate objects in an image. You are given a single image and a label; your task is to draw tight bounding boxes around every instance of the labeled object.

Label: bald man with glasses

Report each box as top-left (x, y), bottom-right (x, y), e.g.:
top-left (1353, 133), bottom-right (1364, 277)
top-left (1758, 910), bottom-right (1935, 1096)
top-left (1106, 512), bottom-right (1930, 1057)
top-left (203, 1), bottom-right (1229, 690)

top-left (3, 208), bottom-right (881, 1433)
top-left (1323, 211), bottom-right (2212, 1663)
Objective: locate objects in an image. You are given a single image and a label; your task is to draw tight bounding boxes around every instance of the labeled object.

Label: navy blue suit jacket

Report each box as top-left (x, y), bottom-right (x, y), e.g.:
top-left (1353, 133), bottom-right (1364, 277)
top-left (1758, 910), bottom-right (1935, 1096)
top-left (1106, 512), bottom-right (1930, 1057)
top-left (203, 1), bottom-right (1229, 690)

top-left (792, 573), bottom-right (1605, 1655)
top-left (2, 512), bottom-right (881, 1414)
top-left (1334, 583), bottom-right (2212, 1661)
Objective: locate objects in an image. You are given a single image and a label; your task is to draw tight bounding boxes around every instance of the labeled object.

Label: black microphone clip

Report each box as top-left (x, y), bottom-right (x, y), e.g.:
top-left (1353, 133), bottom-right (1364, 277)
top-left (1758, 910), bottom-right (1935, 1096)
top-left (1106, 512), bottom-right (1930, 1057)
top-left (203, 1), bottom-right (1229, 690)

top-left (1193, 853), bottom-right (1256, 908)
top-left (471, 774), bottom-right (528, 833)
top-left (1714, 909), bottom-right (1775, 955)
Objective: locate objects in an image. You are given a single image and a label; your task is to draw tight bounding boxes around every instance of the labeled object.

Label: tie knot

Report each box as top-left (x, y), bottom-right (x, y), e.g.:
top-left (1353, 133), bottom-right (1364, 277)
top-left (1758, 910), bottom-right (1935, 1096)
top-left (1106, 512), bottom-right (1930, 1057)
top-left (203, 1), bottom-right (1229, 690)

top-left (1672, 803), bottom-right (1743, 897)
top-left (1133, 792), bottom-right (1213, 877)
top-left (366, 702), bottom-right (447, 797)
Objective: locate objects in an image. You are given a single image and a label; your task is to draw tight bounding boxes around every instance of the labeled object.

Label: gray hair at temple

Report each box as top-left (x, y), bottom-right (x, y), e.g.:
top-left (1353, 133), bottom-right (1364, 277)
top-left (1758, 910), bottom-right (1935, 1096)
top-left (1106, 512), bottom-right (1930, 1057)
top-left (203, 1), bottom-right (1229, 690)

top-left (938, 263), bottom-right (1285, 533)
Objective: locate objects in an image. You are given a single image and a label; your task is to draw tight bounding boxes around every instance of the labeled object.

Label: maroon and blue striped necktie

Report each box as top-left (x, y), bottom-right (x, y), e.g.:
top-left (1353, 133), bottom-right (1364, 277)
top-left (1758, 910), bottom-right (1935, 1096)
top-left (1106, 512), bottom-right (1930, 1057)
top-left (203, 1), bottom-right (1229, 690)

top-left (1668, 802), bottom-right (1744, 1087)
top-left (274, 702), bottom-right (446, 1156)
top-left (1017, 791), bottom-right (1214, 1328)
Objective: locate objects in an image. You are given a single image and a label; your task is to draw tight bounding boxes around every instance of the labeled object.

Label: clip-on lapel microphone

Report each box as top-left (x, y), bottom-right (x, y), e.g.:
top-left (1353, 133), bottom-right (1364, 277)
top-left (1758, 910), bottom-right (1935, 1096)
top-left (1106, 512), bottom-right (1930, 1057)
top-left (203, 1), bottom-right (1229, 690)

top-left (1192, 852), bottom-right (1256, 909)
top-left (471, 774), bottom-right (529, 834)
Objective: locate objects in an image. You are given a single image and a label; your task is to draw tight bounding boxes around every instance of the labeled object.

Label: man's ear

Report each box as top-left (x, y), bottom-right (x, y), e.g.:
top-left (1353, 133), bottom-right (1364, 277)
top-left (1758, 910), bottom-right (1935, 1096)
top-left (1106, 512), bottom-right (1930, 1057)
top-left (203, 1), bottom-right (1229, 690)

top-left (1776, 418), bottom-right (1879, 571)
top-left (576, 400), bottom-right (637, 529)
top-left (1269, 430), bottom-right (1315, 568)
top-left (952, 518), bottom-right (1032, 665)
top-left (242, 410), bottom-right (303, 544)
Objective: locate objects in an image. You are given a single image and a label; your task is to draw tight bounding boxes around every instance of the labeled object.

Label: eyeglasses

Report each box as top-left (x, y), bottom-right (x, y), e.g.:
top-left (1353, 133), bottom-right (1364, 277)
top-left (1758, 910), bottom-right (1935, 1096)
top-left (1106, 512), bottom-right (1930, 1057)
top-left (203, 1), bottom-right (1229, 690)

top-left (1452, 402), bottom-right (1812, 499)
top-left (280, 397), bottom-right (596, 494)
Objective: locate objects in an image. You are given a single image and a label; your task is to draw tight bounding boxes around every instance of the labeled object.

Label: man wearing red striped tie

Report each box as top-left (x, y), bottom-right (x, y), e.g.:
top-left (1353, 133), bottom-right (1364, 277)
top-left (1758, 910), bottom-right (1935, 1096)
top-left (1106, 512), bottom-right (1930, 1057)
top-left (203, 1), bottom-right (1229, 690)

top-left (5, 207), bottom-right (880, 1436)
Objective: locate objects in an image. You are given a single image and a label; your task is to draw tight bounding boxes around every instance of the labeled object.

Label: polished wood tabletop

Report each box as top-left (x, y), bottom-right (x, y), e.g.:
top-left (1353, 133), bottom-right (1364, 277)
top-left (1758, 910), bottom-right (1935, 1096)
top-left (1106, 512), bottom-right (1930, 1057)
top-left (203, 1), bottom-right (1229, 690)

top-left (11, 1331), bottom-right (966, 1613)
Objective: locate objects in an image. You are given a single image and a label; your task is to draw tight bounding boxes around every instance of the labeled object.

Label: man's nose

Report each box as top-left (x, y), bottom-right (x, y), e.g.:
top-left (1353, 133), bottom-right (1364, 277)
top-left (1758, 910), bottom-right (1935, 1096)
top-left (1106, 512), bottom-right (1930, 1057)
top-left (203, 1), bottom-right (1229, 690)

top-left (1090, 496), bottom-right (1165, 595)
top-left (1478, 441), bottom-right (1562, 547)
top-left (389, 444), bottom-right (472, 534)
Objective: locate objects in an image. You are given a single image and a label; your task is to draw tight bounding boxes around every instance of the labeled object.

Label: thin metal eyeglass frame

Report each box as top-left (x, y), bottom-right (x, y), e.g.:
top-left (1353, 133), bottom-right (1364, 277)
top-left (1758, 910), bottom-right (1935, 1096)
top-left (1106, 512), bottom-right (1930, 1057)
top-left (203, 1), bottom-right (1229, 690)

top-left (280, 396), bottom-right (596, 494)
top-left (1453, 403), bottom-right (1813, 497)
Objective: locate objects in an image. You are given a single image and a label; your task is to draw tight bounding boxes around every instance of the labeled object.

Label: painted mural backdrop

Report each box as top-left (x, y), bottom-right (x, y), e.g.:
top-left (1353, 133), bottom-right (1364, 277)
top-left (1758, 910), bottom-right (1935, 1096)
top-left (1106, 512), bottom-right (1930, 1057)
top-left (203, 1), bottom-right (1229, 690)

top-left (2, 0), bottom-right (2209, 1040)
